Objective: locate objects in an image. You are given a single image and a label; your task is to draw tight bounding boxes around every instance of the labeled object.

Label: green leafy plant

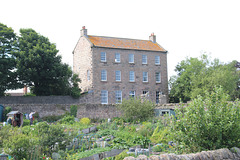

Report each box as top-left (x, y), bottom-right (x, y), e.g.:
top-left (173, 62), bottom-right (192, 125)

top-left (80, 117), bottom-right (91, 125)
top-left (70, 74), bottom-right (81, 98)
top-left (115, 150), bottom-right (130, 160)
top-left (150, 126), bottom-right (173, 144)
top-left (138, 122), bottom-right (155, 138)
top-left (34, 122), bottom-right (71, 156)
top-left (3, 131), bottom-right (39, 160)
top-left (70, 105), bottom-right (78, 117)
top-left (66, 147), bottom-right (111, 159)
top-left (59, 115), bottom-right (75, 125)
top-left (152, 143), bottom-right (170, 152)
top-left (3, 106), bottom-right (11, 121)
top-left (171, 86), bottom-right (240, 153)
top-left (118, 97), bottom-right (154, 122)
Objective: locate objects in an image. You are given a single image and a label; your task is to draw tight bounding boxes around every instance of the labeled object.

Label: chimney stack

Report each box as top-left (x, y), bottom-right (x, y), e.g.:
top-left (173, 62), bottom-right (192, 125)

top-left (149, 32), bottom-right (156, 43)
top-left (81, 26), bottom-right (87, 37)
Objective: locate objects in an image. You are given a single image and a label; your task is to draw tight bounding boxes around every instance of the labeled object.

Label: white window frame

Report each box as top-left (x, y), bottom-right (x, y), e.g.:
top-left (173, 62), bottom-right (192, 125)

top-left (87, 70), bottom-right (90, 81)
top-left (142, 55), bottom-right (147, 64)
top-left (155, 56), bottom-right (160, 65)
top-left (101, 52), bottom-right (106, 62)
top-left (115, 70), bottom-right (121, 81)
top-left (129, 54), bottom-right (134, 63)
top-left (156, 72), bottom-right (161, 83)
top-left (115, 53), bottom-right (120, 63)
top-left (129, 71), bottom-right (135, 82)
top-left (129, 91), bottom-right (135, 98)
top-left (115, 90), bottom-right (122, 104)
top-left (101, 90), bottom-right (108, 104)
top-left (143, 72), bottom-right (148, 82)
top-left (101, 70), bottom-right (107, 81)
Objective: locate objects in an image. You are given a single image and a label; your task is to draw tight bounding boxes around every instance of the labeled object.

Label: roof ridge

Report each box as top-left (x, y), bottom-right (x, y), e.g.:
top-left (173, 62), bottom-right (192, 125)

top-left (88, 35), bottom-right (151, 42)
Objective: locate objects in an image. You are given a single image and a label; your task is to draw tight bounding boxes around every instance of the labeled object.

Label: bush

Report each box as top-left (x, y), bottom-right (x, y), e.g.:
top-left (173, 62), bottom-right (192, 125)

top-left (34, 122), bottom-right (71, 156)
top-left (3, 131), bottom-right (39, 160)
top-left (41, 115), bottom-right (64, 122)
top-left (23, 119), bottom-right (30, 126)
top-left (70, 105), bottom-right (78, 117)
top-left (138, 122), bottom-right (155, 138)
top-left (171, 86), bottom-right (240, 153)
top-left (3, 106), bottom-right (11, 121)
top-left (80, 117), bottom-right (90, 125)
top-left (150, 126), bottom-right (173, 144)
top-left (59, 115), bottom-right (75, 125)
top-left (115, 150), bottom-right (130, 160)
top-left (117, 97), bottom-right (154, 122)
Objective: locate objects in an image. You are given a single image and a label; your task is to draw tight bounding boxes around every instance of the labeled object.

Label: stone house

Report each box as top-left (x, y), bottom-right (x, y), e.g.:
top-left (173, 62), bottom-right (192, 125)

top-left (73, 26), bottom-right (168, 104)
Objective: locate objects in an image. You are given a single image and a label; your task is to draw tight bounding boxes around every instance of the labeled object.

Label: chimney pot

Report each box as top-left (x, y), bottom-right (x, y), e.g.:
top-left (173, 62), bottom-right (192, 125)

top-left (149, 32), bottom-right (156, 43)
top-left (81, 26), bottom-right (87, 37)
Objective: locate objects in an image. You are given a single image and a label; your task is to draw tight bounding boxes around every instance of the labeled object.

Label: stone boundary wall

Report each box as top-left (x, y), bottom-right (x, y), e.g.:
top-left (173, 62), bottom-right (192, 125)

top-left (1, 103), bottom-right (121, 119)
top-left (0, 94), bottom-right (94, 104)
top-left (124, 147), bottom-right (240, 160)
top-left (0, 95), bottom-right (182, 119)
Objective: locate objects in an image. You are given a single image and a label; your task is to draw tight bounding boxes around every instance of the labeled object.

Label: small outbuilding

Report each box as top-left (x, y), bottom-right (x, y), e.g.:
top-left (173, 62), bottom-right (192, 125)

top-left (154, 108), bottom-right (175, 117)
top-left (7, 111), bottom-right (24, 127)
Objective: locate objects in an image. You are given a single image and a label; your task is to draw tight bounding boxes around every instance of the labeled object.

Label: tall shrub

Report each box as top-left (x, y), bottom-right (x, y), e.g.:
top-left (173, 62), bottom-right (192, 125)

top-left (171, 87), bottom-right (240, 152)
top-left (70, 105), bottom-right (78, 117)
top-left (118, 97), bottom-right (154, 122)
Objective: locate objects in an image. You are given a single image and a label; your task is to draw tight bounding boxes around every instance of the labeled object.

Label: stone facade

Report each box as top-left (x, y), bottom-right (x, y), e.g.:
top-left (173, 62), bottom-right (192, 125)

top-left (73, 27), bottom-right (168, 104)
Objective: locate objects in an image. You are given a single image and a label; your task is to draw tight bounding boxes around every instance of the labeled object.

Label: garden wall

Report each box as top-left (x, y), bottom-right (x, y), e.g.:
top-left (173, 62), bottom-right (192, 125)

top-left (0, 103), bottom-right (121, 119)
top-left (124, 147), bottom-right (240, 160)
top-left (0, 95), bottom-right (179, 119)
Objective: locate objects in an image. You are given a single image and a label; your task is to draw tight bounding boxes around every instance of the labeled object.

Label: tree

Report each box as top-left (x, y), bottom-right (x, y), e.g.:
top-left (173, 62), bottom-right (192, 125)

top-left (191, 60), bottom-right (240, 100)
top-left (118, 97), bottom-right (154, 122)
top-left (70, 73), bottom-right (81, 98)
top-left (171, 87), bottom-right (240, 153)
top-left (169, 55), bottom-right (207, 102)
top-left (0, 23), bottom-right (21, 96)
top-left (16, 28), bottom-right (73, 96)
top-left (169, 55), bottom-right (240, 102)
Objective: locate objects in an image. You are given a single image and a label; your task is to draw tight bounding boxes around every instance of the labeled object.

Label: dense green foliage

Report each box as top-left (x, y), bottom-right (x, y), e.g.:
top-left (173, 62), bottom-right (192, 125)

top-left (0, 23), bottom-right (21, 96)
top-left (1, 122), bottom-right (72, 159)
top-left (66, 147), bottom-right (112, 159)
top-left (70, 74), bottom-right (81, 98)
top-left (118, 97), bottom-right (154, 122)
top-left (169, 55), bottom-right (240, 102)
top-left (59, 115), bottom-right (75, 125)
top-left (0, 22), bottom-right (82, 97)
top-left (80, 117), bottom-right (91, 125)
top-left (16, 28), bottom-right (73, 96)
top-left (171, 87), bottom-right (240, 153)
top-left (70, 105), bottom-right (78, 117)
top-left (3, 106), bottom-right (11, 121)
